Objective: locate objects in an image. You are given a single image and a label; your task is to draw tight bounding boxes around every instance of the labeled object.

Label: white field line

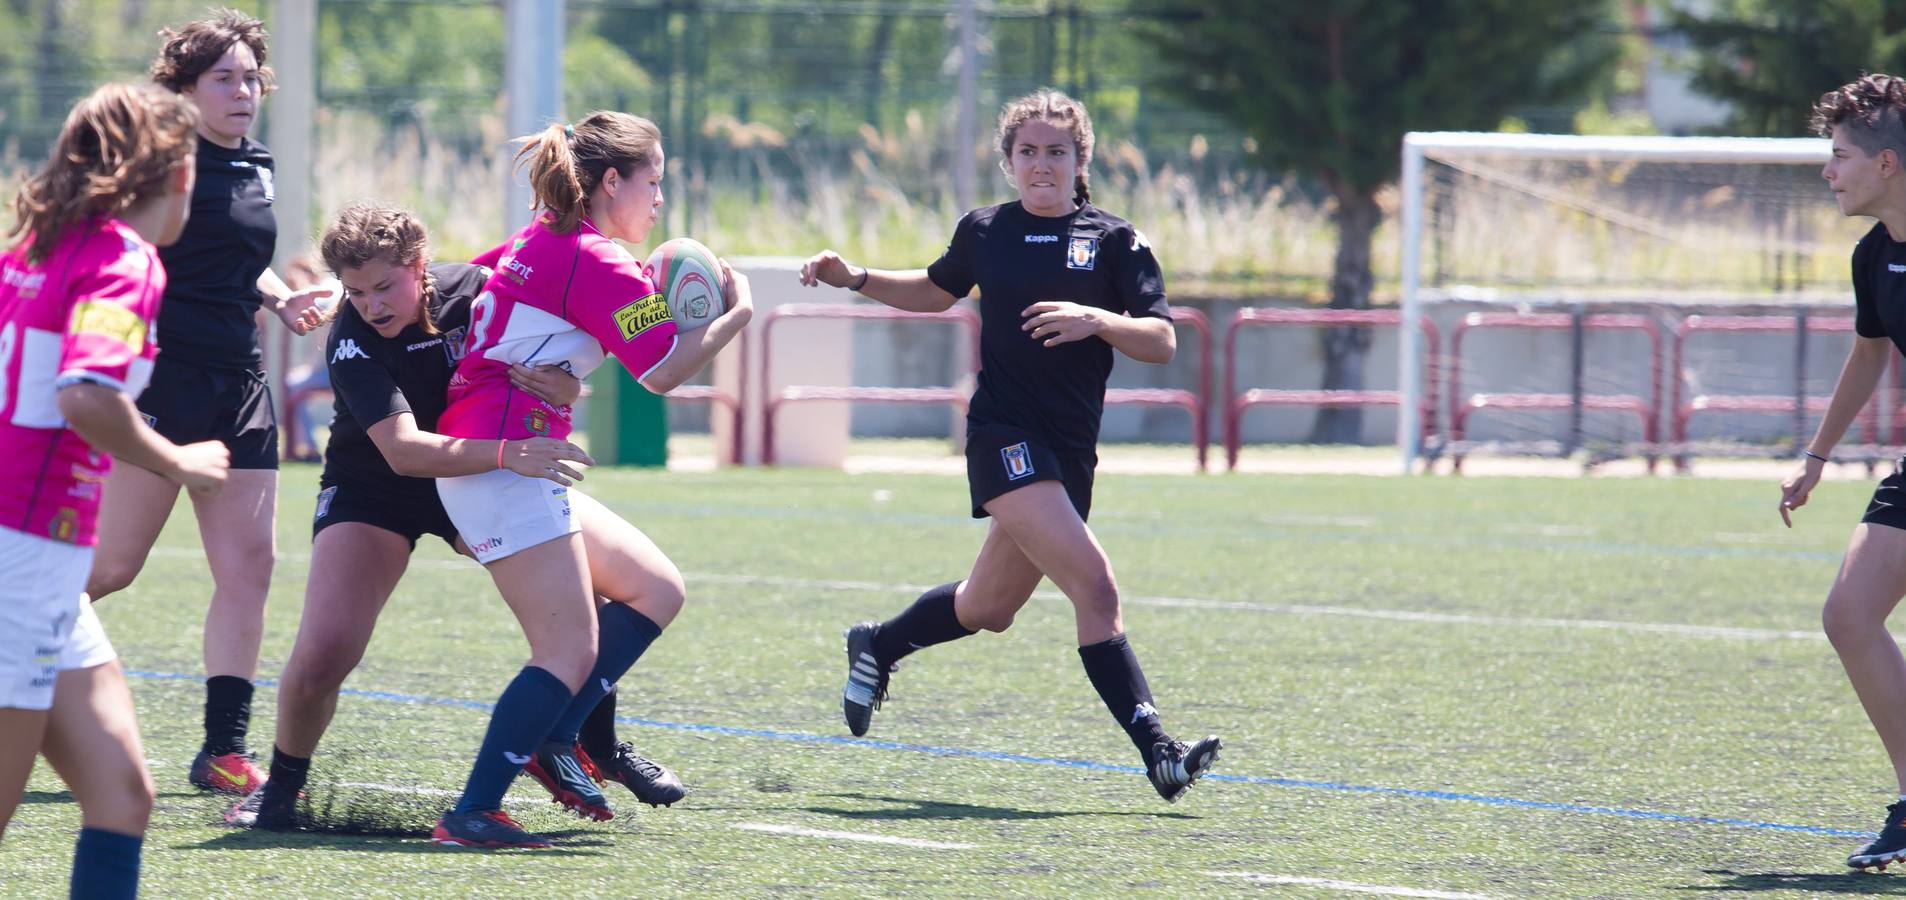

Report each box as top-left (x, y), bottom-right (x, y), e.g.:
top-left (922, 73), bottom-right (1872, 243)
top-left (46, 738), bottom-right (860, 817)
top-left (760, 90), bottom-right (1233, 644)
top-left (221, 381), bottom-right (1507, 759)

top-left (146, 549), bottom-right (1820, 642)
top-left (692, 573), bottom-right (1824, 642)
top-left (732, 822), bottom-right (976, 849)
top-left (1206, 872), bottom-right (1491, 899)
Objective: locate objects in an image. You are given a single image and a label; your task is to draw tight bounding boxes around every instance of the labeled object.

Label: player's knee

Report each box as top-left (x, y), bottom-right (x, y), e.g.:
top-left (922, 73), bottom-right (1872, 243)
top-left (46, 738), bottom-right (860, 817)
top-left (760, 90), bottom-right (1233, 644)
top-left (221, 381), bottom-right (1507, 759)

top-left (85, 559), bottom-right (143, 599)
top-left (965, 605), bottom-right (1017, 633)
top-left (531, 646), bottom-right (597, 692)
top-left (285, 645), bottom-right (361, 697)
top-left (82, 765), bottom-right (154, 834)
top-left (1823, 591), bottom-right (1882, 645)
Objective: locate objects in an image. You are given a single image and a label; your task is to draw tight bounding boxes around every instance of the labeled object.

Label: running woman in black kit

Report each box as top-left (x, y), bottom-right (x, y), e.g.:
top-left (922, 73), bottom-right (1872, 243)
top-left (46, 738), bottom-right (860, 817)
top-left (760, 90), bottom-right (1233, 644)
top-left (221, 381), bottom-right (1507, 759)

top-left (799, 89), bottom-right (1222, 802)
top-left (85, 9), bottom-right (331, 795)
top-left (225, 203), bottom-right (687, 829)
top-left (1783, 74), bottom-right (1906, 870)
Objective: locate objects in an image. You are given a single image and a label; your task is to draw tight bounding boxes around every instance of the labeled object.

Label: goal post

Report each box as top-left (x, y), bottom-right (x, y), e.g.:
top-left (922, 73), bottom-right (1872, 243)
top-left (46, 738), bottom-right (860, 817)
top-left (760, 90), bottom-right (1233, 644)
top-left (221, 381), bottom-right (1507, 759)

top-left (1396, 131), bottom-right (1835, 474)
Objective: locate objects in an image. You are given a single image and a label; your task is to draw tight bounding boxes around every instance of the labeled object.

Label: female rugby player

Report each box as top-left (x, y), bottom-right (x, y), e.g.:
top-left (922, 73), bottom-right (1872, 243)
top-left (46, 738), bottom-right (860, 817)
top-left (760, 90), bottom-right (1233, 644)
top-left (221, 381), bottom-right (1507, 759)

top-left (86, 9), bottom-right (331, 796)
top-left (800, 89), bottom-right (1222, 803)
top-left (1782, 74), bottom-right (1906, 870)
top-left (429, 111), bottom-right (752, 847)
top-left (0, 82), bottom-right (230, 898)
top-left (225, 203), bottom-right (684, 829)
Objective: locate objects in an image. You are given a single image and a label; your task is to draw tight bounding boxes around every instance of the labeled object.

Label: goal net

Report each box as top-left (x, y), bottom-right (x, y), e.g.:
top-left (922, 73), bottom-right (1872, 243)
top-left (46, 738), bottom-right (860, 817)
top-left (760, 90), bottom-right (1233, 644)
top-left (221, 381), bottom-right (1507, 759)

top-left (1395, 132), bottom-right (1870, 473)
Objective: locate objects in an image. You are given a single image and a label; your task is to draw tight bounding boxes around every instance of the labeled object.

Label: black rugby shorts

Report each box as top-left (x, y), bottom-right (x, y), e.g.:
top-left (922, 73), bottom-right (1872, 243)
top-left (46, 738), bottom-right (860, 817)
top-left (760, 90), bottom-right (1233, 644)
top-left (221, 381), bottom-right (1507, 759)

top-left (135, 356), bottom-right (279, 470)
top-left (964, 423), bottom-right (1096, 521)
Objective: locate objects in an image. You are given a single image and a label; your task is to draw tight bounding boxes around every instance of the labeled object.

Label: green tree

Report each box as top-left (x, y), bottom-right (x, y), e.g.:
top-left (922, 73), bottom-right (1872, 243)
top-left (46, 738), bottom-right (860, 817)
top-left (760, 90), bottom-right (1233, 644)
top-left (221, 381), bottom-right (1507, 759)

top-left (1671, 0), bottom-right (1906, 136)
top-left (1142, 0), bottom-right (1615, 443)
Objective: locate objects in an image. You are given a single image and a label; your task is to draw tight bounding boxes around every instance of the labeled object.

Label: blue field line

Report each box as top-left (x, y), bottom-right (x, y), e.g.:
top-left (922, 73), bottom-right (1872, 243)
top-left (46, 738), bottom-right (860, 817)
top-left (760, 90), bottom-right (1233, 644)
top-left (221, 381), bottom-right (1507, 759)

top-left (124, 669), bottom-right (1872, 840)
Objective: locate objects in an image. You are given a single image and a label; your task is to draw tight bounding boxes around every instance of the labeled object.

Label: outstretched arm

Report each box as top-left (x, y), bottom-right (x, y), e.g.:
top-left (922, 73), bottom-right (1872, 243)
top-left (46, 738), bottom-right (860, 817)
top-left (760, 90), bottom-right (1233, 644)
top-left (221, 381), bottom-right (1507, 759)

top-left (799, 250), bottom-right (960, 314)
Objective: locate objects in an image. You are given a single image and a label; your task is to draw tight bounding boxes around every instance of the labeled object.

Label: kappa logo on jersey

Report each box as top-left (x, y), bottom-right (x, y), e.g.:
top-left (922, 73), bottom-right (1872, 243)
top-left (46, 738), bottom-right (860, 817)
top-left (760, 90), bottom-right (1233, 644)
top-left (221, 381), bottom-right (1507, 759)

top-left (1066, 235), bottom-right (1100, 271)
top-left (1891, 263), bottom-right (1906, 274)
top-left (331, 338), bottom-right (369, 363)
top-left (1025, 234), bottom-right (1060, 243)
top-left (1001, 441), bottom-right (1035, 480)
top-left (69, 301), bottom-right (147, 353)
top-left (406, 337), bottom-right (443, 352)
top-left (612, 292), bottom-right (671, 342)
top-left (314, 486), bottom-right (336, 521)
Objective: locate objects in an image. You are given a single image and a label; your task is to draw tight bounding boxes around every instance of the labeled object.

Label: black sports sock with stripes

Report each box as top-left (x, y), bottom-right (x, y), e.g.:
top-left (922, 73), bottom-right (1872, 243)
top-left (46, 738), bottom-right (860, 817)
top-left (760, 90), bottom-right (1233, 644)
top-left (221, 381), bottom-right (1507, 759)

top-left (1078, 634), bottom-right (1170, 764)
top-left (871, 582), bottom-right (974, 664)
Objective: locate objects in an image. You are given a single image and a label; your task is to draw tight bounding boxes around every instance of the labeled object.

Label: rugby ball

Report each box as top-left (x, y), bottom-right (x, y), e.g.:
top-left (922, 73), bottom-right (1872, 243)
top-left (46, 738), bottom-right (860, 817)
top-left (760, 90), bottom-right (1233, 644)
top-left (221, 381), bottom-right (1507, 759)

top-left (645, 238), bottom-right (729, 332)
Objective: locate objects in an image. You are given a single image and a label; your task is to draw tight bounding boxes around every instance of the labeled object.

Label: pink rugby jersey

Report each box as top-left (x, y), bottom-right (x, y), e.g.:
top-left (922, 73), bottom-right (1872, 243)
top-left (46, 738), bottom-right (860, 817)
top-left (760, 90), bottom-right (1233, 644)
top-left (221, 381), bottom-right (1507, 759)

top-left (440, 216), bottom-right (677, 442)
top-left (0, 219), bottom-right (165, 544)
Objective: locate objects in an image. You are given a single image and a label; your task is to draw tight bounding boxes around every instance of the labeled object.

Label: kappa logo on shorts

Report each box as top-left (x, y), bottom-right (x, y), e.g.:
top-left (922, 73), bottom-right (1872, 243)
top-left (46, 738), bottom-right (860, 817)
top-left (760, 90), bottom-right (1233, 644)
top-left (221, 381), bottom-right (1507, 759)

top-left (1067, 235), bottom-right (1100, 270)
top-left (1001, 441), bottom-right (1035, 481)
top-left (314, 486), bottom-right (336, 521)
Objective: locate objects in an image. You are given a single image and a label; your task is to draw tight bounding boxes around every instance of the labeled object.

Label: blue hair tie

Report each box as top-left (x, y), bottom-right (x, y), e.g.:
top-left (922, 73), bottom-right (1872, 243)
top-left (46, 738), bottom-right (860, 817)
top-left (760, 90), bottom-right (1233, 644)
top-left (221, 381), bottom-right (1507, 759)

top-left (563, 124), bottom-right (574, 139)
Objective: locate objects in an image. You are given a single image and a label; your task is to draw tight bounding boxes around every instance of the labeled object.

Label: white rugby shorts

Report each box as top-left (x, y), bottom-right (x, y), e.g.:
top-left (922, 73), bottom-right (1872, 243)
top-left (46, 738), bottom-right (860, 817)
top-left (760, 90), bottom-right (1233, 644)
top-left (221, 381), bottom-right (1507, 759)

top-left (0, 528), bottom-right (115, 710)
top-left (436, 467), bottom-right (580, 564)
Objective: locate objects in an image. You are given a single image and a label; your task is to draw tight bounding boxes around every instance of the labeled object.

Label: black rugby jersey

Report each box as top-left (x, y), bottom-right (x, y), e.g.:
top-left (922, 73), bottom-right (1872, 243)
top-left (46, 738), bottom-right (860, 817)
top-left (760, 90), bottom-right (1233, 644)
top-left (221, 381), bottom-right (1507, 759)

top-left (321, 263), bottom-right (486, 491)
top-left (1854, 222), bottom-right (1906, 353)
top-left (927, 200), bottom-right (1170, 451)
top-left (155, 135), bottom-right (277, 368)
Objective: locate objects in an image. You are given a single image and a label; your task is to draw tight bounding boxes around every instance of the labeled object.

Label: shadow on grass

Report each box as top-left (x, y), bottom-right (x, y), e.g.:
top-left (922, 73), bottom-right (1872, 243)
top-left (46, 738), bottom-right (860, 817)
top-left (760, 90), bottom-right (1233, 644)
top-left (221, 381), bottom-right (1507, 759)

top-left (802, 792), bottom-right (1197, 822)
top-left (1682, 869), bottom-right (1906, 894)
top-left (175, 827), bottom-right (611, 855)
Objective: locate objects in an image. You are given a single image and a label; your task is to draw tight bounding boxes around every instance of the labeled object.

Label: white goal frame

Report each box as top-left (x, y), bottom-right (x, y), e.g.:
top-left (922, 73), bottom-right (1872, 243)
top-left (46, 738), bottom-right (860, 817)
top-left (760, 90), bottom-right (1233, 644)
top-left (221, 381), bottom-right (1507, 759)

top-left (1396, 131), bottom-right (1832, 473)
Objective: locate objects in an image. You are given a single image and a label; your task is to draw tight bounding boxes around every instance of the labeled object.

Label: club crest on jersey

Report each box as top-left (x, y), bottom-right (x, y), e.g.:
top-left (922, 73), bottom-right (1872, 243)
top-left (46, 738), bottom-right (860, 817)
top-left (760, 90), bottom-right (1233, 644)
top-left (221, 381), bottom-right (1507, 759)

top-left (314, 486), bottom-right (336, 521)
top-left (524, 406), bottom-right (550, 435)
top-left (441, 326), bottom-right (467, 364)
top-left (1066, 235), bottom-right (1099, 271)
top-left (1001, 442), bottom-right (1035, 480)
top-left (47, 507), bottom-right (77, 543)
top-left (612, 292), bottom-right (671, 342)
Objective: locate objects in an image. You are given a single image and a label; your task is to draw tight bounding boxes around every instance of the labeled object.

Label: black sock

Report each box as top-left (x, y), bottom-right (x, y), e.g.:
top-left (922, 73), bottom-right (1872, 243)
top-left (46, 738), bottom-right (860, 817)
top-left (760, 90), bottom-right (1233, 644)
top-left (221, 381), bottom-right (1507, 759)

top-left (266, 747), bottom-right (312, 798)
top-left (871, 582), bottom-right (974, 664)
top-left (578, 686), bottom-right (620, 763)
top-left (1078, 634), bottom-right (1170, 763)
top-left (202, 675), bottom-right (254, 756)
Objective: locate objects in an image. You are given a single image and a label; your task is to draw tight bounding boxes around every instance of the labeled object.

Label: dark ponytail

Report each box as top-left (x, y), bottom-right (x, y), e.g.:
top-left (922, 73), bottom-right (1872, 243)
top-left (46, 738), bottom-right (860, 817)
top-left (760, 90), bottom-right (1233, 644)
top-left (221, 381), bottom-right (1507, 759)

top-left (1074, 173), bottom-right (1091, 206)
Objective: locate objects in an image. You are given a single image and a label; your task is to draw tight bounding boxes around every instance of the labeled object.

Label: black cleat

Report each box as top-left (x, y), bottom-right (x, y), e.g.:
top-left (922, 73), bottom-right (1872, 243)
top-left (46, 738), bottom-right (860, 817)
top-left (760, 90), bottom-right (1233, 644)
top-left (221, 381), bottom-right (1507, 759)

top-left (1849, 801), bottom-right (1906, 870)
top-left (841, 622), bottom-right (893, 737)
top-left (223, 782), bottom-right (298, 830)
top-left (523, 741), bottom-right (613, 821)
top-left (592, 742), bottom-right (688, 807)
top-left (1148, 735), bottom-right (1222, 803)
